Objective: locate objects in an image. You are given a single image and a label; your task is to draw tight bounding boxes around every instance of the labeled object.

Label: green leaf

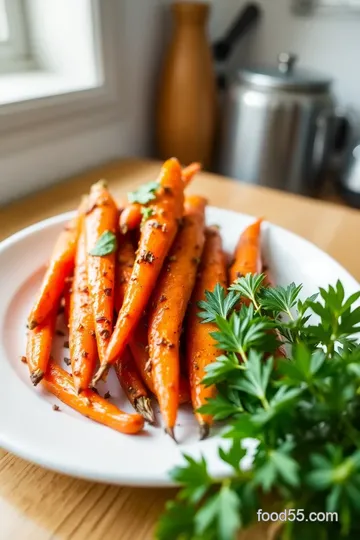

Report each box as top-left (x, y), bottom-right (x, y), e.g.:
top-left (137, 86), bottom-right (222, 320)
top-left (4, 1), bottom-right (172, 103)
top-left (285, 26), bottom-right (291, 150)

top-left (231, 350), bottom-right (273, 404)
top-left (128, 180), bottom-right (160, 204)
top-left (195, 486), bottom-right (241, 540)
top-left (198, 392), bottom-right (243, 421)
top-left (219, 440), bottom-right (246, 472)
top-left (277, 344), bottom-right (325, 385)
top-left (260, 282), bottom-right (303, 316)
top-left (202, 354), bottom-right (241, 386)
top-left (156, 500), bottom-right (195, 540)
top-left (89, 230), bottom-right (117, 256)
top-left (254, 442), bottom-right (300, 491)
top-left (229, 273), bottom-right (265, 306)
top-left (198, 284), bottom-right (239, 324)
top-left (170, 455), bottom-right (212, 504)
top-left (140, 206), bottom-right (154, 225)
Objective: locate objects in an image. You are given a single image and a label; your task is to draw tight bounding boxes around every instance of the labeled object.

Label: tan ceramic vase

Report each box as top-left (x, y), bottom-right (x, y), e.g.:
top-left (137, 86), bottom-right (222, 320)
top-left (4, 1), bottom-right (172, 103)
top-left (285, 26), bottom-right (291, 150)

top-left (156, 2), bottom-right (217, 169)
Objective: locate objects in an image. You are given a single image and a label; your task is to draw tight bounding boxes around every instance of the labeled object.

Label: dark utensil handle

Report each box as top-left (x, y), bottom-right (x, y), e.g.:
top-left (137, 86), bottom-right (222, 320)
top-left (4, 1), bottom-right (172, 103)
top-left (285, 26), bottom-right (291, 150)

top-left (225, 3), bottom-right (261, 47)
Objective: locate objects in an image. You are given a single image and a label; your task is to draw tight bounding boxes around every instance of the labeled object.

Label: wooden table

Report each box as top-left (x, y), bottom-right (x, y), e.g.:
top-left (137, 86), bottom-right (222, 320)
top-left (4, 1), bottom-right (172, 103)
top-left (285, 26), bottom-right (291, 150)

top-left (1, 159), bottom-right (359, 540)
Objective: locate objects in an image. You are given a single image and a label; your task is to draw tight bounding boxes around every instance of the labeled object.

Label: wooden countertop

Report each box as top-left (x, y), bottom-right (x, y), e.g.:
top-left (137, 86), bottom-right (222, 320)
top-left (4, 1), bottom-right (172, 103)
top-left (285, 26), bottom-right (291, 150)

top-left (1, 159), bottom-right (359, 540)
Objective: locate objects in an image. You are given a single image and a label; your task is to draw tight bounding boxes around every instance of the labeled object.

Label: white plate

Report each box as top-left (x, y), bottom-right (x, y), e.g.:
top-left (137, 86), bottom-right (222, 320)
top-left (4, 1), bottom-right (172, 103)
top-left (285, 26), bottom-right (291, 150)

top-left (0, 207), bottom-right (359, 486)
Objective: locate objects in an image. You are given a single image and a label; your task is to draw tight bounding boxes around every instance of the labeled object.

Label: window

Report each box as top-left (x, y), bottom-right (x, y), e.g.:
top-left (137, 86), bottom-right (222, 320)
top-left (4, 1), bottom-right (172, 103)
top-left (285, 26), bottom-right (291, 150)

top-left (0, 0), bottom-right (34, 74)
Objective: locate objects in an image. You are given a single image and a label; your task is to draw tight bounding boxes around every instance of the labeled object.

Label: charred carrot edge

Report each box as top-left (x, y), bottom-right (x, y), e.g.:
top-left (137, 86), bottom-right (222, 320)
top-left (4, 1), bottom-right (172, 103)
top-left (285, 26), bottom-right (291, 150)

top-left (128, 318), bottom-right (190, 405)
top-left (118, 163), bottom-right (201, 233)
top-left (85, 180), bottom-right (118, 376)
top-left (229, 218), bottom-right (263, 284)
top-left (42, 362), bottom-right (144, 434)
top-left (69, 221), bottom-right (98, 392)
top-left (186, 226), bottom-right (228, 439)
top-left (148, 195), bottom-right (207, 438)
top-left (26, 308), bottom-right (58, 386)
top-left (114, 348), bottom-right (154, 424)
top-left (28, 201), bottom-right (85, 329)
top-left (96, 158), bottom-right (185, 384)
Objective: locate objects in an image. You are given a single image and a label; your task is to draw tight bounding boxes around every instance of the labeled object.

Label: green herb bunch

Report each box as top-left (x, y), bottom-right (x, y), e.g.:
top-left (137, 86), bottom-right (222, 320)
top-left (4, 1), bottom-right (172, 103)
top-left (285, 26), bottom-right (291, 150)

top-left (156, 275), bottom-right (360, 540)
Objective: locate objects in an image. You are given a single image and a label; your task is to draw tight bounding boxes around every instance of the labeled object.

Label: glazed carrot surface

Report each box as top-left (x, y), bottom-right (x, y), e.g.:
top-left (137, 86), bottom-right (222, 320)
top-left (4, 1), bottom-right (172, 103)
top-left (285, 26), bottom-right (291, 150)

top-left (102, 158), bottom-right (185, 379)
top-left (229, 218), bottom-right (263, 284)
top-left (69, 223), bottom-right (97, 392)
top-left (148, 195), bottom-right (207, 434)
top-left (114, 348), bottom-right (154, 424)
top-left (43, 363), bottom-right (144, 434)
top-left (114, 233), bottom-right (136, 313)
top-left (85, 181), bottom-right (118, 375)
top-left (28, 203), bottom-right (84, 329)
top-left (128, 317), bottom-right (190, 405)
top-left (26, 308), bottom-right (57, 385)
top-left (186, 226), bottom-right (227, 438)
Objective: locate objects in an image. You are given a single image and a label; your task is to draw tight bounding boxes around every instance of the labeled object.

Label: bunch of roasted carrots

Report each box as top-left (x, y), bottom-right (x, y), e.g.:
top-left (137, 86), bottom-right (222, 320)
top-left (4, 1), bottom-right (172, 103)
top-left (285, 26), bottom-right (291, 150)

top-left (24, 157), bottom-right (267, 440)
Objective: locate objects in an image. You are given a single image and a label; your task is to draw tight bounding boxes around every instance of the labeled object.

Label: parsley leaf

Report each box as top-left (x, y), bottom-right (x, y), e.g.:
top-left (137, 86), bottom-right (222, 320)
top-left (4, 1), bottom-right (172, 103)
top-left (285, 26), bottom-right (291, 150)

top-left (89, 230), bottom-right (117, 256)
top-left (260, 282), bottom-right (302, 318)
top-left (218, 440), bottom-right (246, 472)
top-left (229, 273), bottom-right (265, 309)
top-left (171, 455), bottom-right (212, 504)
top-left (198, 284), bottom-right (239, 323)
top-left (140, 206), bottom-right (154, 226)
top-left (128, 180), bottom-right (160, 204)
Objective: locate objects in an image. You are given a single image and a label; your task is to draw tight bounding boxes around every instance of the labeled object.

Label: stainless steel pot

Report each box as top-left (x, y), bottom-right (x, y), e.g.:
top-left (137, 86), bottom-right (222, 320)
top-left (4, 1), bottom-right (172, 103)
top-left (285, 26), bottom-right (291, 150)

top-left (217, 53), bottom-right (336, 195)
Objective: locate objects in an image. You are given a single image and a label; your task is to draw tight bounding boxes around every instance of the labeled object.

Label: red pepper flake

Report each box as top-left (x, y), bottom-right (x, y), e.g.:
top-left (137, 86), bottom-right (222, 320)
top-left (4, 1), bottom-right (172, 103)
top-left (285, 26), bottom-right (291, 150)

top-left (81, 351), bottom-right (89, 358)
top-left (102, 271), bottom-right (108, 277)
top-left (100, 329), bottom-right (110, 339)
top-left (90, 330), bottom-right (96, 337)
top-left (163, 186), bottom-right (173, 194)
top-left (52, 404), bottom-right (60, 411)
top-left (159, 294), bottom-right (167, 303)
top-left (64, 357), bottom-right (71, 366)
top-left (104, 391), bottom-right (111, 399)
top-left (20, 356), bottom-right (27, 364)
top-left (104, 287), bottom-right (112, 297)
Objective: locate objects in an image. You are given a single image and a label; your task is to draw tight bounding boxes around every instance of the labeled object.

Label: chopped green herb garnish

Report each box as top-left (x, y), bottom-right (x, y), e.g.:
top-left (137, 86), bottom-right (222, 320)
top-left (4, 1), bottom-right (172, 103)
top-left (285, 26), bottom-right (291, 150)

top-left (89, 231), bottom-right (117, 256)
top-left (128, 181), bottom-right (160, 204)
top-left (141, 206), bottom-right (155, 226)
top-left (157, 276), bottom-right (360, 540)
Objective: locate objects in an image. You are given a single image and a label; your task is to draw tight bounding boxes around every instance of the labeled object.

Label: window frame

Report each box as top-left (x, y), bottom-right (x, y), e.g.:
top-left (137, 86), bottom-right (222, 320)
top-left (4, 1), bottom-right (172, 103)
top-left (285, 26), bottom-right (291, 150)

top-left (0, 0), bottom-right (35, 74)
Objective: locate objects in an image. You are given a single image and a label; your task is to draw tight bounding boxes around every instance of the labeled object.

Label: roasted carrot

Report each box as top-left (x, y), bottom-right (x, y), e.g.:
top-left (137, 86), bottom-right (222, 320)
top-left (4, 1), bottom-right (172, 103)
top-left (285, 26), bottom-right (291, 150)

top-left (148, 195), bottom-right (207, 437)
top-left (129, 317), bottom-right (190, 404)
top-left (42, 362), bottom-right (144, 434)
top-left (62, 276), bottom-right (72, 327)
top-left (99, 158), bottom-right (185, 382)
top-left (69, 222), bottom-right (97, 392)
top-left (26, 308), bottom-right (57, 385)
top-left (114, 348), bottom-right (154, 424)
top-left (113, 232), bottom-right (154, 421)
top-left (229, 218), bottom-right (263, 284)
top-left (85, 181), bottom-right (118, 377)
top-left (118, 163), bottom-right (201, 233)
top-left (28, 203), bottom-right (84, 329)
top-left (186, 226), bottom-right (227, 439)
top-left (114, 232), bottom-right (136, 313)
top-left (182, 162), bottom-right (201, 186)
top-left (119, 203), bottom-right (142, 234)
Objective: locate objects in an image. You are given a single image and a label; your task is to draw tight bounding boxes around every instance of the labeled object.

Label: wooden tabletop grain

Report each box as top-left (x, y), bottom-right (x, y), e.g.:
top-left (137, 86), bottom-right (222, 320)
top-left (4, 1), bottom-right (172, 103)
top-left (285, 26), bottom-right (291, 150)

top-left (0, 159), bottom-right (359, 540)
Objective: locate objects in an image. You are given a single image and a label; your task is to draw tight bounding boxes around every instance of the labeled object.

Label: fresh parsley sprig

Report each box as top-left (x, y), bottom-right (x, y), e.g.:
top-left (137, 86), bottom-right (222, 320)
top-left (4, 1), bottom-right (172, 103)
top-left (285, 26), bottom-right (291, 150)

top-left (156, 275), bottom-right (360, 540)
top-left (128, 180), bottom-right (160, 204)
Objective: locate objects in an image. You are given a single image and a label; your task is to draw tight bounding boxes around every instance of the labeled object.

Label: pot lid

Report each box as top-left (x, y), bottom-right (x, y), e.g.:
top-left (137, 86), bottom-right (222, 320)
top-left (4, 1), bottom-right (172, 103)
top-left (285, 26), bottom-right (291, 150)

top-left (238, 53), bottom-right (332, 92)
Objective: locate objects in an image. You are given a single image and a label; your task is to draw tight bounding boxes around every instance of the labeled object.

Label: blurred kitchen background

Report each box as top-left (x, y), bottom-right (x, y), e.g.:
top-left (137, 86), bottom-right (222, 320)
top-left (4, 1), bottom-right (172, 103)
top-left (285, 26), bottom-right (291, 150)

top-left (1, 0), bottom-right (360, 207)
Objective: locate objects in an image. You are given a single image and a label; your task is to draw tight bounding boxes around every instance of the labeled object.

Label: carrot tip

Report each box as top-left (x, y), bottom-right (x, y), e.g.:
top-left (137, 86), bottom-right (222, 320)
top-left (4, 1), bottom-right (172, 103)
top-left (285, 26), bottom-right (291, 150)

top-left (135, 396), bottom-right (155, 424)
top-left (91, 364), bottom-right (108, 387)
top-left (165, 426), bottom-right (177, 443)
top-left (31, 369), bottom-right (44, 386)
top-left (199, 423), bottom-right (210, 441)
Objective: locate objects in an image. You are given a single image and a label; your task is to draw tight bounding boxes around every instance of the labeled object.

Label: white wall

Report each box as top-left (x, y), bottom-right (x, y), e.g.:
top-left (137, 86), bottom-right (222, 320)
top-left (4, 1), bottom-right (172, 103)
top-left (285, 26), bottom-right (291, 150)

top-left (0, 0), bottom-right (164, 204)
top-left (207, 0), bottom-right (360, 110)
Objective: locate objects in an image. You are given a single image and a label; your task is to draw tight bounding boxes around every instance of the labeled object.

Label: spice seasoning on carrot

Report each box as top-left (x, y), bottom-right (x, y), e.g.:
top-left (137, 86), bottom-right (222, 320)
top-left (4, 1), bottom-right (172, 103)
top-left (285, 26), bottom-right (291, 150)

top-left (148, 195), bottom-right (207, 439)
top-left (229, 218), bottom-right (263, 284)
top-left (94, 158), bottom-right (185, 384)
top-left (85, 180), bottom-right (118, 378)
top-left (186, 226), bottom-right (227, 439)
top-left (42, 362), bottom-right (144, 435)
top-left (26, 308), bottom-right (58, 385)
